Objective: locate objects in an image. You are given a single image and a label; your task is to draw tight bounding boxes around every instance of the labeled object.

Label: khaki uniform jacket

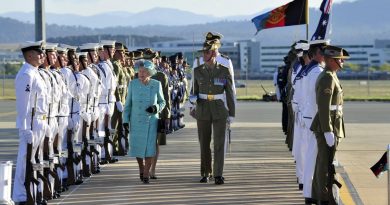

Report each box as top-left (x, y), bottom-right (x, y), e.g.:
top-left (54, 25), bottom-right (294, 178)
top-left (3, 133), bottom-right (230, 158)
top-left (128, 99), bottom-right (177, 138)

top-left (152, 71), bottom-right (171, 120)
top-left (310, 69), bottom-right (345, 139)
top-left (193, 63), bottom-right (235, 120)
top-left (113, 60), bottom-right (126, 103)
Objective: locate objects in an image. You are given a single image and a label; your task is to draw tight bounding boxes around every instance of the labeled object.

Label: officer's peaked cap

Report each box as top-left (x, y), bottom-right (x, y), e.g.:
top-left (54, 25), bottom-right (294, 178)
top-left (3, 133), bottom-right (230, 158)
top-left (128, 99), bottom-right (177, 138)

top-left (205, 32), bottom-right (223, 41)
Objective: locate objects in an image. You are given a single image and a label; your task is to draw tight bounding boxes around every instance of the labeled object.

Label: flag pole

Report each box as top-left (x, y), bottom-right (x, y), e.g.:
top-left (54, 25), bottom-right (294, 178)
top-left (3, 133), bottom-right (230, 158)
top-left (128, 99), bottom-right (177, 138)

top-left (306, 0), bottom-right (309, 40)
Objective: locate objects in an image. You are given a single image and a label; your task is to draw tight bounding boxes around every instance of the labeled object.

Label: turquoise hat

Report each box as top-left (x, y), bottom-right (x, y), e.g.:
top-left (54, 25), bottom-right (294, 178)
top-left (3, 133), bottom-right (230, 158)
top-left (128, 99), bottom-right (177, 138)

top-left (135, 60), bottom-right (156, 76)
top-left (142, 60), bottom-right (156, 76)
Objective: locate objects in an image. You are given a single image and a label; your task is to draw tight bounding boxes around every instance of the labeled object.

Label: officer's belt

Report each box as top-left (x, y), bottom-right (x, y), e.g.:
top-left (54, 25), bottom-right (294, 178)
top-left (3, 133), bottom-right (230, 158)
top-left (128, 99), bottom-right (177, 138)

top-left (56, 115), bottom-right (69, 118)
top-left (34, 114), bottom-right (47, 120)
top-left (330, 105), bottom-right (343, 111)
top-left (198, 94), bottom-right (224, 101)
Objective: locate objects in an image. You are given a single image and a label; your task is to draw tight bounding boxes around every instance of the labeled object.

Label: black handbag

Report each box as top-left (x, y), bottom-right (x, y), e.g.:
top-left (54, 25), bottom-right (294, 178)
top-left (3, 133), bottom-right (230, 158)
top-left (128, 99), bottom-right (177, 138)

top-left (157, 119), bottom-right (165, 134)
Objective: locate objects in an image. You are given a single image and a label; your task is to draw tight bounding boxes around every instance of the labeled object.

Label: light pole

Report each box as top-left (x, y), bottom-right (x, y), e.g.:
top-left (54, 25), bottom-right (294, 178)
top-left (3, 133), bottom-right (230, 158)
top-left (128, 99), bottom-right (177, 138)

top-left (35, 0), bottom-right (46, 41)
top-left (2, 58), bottom-right (5, 96)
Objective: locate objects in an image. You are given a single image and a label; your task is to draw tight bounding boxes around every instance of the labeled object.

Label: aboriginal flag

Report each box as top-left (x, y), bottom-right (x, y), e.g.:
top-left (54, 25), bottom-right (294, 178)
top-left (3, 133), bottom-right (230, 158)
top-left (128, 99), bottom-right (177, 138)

top-left (370, 151), bottom-right (388, 178)
top-left (251, 0), bottom-right (308, 35)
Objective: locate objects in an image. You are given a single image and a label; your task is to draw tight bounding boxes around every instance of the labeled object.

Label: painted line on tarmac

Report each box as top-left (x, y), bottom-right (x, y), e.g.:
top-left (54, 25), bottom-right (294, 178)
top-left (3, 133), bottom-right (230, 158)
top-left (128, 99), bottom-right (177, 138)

top-left (339, 172), bottom-right (364, 205)
top-left (185, 122), bottom-right (281, 128)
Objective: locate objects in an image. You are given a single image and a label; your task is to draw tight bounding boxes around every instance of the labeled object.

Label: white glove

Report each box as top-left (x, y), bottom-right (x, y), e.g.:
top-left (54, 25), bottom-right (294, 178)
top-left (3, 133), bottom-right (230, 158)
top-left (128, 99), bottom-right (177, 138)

top-left (227, 116), bottom-right (234, 124)
top-left (115, 101), bottom-right (124, 112)
top-left (295, 111), bottom-right (304, 127)
top-left (299, 112), bottom-right (306, 128)
top-left (324, 132), bottom-right (335, 147)
top-left (292, 103), bottom-right (298, 113)
top-left (20, 130), bottom-right (33, 144)
top-left (80, 111), bottom-right (91, 125)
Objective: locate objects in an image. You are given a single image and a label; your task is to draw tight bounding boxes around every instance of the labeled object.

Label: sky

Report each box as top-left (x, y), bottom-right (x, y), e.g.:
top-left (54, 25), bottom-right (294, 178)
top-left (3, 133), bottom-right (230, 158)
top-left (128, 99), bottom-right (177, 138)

top-left (0, 0), bottom-right (356, 17)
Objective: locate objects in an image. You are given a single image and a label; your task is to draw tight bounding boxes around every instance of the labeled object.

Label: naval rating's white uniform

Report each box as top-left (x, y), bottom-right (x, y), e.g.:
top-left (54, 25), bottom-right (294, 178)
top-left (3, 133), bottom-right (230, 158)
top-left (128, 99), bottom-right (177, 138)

top-left (13, 63), bottom-right (48, 202)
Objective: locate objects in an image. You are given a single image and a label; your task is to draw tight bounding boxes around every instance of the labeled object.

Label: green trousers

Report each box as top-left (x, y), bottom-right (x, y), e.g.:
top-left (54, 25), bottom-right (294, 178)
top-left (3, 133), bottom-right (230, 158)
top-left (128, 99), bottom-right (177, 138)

top-left (197, 118), bottom-right (226, 177)
top-left (312, 132), bottom-right (338, 202)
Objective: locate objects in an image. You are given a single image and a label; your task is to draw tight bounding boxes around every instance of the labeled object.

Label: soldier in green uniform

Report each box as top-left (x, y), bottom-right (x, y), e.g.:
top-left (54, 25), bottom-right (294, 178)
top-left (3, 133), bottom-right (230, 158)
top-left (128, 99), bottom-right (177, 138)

top-left (111, 42), bottom-right (127, 156)
top-left (193, 40), bottom-right (235, 185)
top-left (310, 45), bottom-right (349, 205)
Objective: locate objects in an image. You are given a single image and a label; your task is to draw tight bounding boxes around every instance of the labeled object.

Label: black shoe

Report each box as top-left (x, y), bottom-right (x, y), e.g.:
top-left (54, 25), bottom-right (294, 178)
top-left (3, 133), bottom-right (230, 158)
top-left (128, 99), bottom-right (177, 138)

top-left (37, 199), bottom-right (48, 205)
top-left (139, 173), bottom-right (144, 181)
top-left (214, 176), bottom-right (224, 185)
top-left (53, 191), bottom-right (61, 199)
top-left (150, 175), bottom-right (158, 179)
top-left (75, 179), bottom-right (84, 185)
top-left (199, 176), bottom-right (209, 183)
top-left (100, 160), bottom-right (108, 165)
top-left (109, 158), bottom-right (119, 163)
top-left (305, 198), bottom-right (318, 205)
top-left (143, 177), bottom-right (150, 184)
top-left (319, 201), bottom-right (329, 205)
top-left (16, 202), bottom-right (27, 205)
top-left (299, 183), bottom-right (303, 190)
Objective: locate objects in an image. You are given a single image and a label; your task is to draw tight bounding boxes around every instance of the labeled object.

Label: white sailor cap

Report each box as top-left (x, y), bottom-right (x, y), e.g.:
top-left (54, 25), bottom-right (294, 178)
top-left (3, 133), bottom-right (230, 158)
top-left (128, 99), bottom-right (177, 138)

top-left (20, 40), bottom-right (45, 53)
top-left (60, 44), bottom-right (77, 52)
top-left (44, 43), bottom-right (58, 52)
top-left (97, 44), bottom-right (104, 51)
top-left (100, 40), bottom-right (116, 48)
top-left (78, 52), bottom-right (88, 59)
top-left (79, 43), bottom-right (99, 52)
top-left (57, 44), bottom-right (68, 54)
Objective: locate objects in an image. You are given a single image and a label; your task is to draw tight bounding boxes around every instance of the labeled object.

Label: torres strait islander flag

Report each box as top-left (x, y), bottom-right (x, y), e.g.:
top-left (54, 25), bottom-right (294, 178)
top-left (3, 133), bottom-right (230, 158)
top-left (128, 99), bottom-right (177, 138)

top-left (370, 151), bottom-right (388, 178)
top-left (251, 0), bottom-right (308, 35)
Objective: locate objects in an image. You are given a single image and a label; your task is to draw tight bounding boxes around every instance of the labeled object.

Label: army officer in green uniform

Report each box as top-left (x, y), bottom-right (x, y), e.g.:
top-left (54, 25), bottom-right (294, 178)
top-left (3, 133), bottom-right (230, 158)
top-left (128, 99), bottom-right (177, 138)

top-left (193, 40), bottom-right (235, 185)
top-left (310, 45), bottom-right (349, 205)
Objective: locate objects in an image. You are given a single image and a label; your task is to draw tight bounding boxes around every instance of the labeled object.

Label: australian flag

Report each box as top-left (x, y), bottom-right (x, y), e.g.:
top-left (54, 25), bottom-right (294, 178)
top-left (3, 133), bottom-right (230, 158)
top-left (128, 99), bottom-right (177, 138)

top-left (311, 0), bottom-right (333, 40)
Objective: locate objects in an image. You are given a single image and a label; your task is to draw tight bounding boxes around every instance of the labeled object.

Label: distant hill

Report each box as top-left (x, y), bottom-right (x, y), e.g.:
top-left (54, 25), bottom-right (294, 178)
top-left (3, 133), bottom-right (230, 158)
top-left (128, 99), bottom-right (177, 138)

top-left (0, 7), bottom-right (221, 28)
top-left (47, 35), bottom-right (182, 47)
top-left (0, 0), bottom-right (389, 45)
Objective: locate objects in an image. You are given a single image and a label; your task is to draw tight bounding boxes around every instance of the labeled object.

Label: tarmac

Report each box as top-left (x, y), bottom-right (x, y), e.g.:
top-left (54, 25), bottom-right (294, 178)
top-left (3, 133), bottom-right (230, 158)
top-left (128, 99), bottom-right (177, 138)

top-left (0, 100), bottom-right (389, 205)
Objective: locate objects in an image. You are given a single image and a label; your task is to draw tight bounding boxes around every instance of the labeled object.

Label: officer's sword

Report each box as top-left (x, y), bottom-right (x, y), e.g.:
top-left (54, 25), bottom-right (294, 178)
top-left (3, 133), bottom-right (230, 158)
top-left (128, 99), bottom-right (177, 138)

top-left (227, 121), bottom-right (231, 154)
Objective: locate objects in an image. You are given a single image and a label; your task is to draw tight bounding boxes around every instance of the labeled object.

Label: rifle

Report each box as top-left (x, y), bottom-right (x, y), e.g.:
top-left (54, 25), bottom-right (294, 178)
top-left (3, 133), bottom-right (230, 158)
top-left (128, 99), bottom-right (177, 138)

top-left (328, 146), bottom-right (342, 205)
top-left (81, 92), bottom-right (91, 176)
top-left (24, 92), bottom-right (38, 205)
top-left (66, 99), bottom-right (76, 185)
top-left (25, 144), bottom-right (35, 205)
top-left (327, 90), bottom-right (343, 205)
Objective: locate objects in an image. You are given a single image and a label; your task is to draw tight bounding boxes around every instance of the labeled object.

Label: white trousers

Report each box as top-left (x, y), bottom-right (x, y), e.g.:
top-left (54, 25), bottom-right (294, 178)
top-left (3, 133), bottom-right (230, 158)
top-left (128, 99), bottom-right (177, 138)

top-left (303, 128), bottom-right (318, 198)
top-left (292, 118), bottom-right (306, 183)
top-left (12, 119), bottom-right (46, 202)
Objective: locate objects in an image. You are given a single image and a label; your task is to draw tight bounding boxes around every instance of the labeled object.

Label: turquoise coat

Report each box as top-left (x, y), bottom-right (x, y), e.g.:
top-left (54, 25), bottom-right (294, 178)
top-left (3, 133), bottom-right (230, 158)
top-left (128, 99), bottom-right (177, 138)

top-left (123, 79), bottom-right (166, 158)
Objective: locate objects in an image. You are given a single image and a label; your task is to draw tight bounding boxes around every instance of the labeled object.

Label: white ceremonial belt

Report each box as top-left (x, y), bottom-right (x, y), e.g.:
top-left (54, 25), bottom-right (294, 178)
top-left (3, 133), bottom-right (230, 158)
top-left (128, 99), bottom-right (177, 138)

top-left (198, 94), bottom-right (224, 101)
top-left (34, 114), bottom-right (47, 120)
top-left (330, 105), bottom-right (343, 111)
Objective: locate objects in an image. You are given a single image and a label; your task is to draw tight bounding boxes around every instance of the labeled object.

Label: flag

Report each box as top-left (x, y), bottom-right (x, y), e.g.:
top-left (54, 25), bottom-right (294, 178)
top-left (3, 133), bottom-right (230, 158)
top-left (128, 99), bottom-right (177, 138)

top-left (311, 0), bottom-right (333, 40)
top-left (370, 151), bottom-right (388, 178)
top-left (251, 0), bottom-right (308, 35)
